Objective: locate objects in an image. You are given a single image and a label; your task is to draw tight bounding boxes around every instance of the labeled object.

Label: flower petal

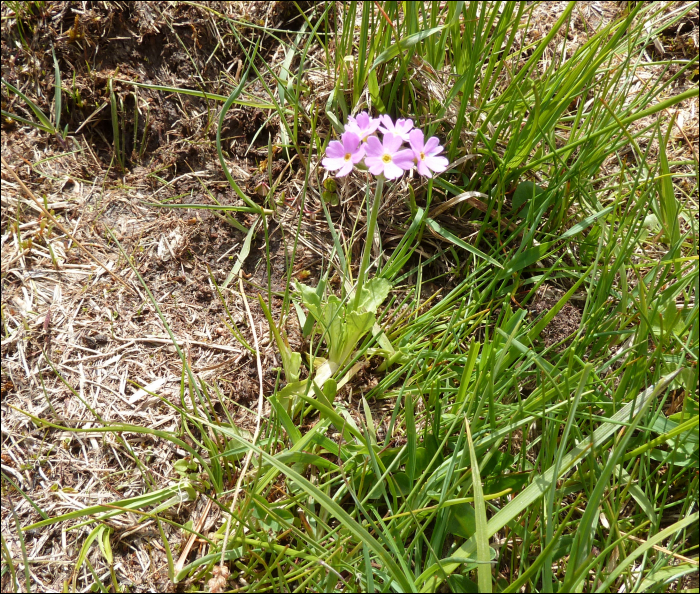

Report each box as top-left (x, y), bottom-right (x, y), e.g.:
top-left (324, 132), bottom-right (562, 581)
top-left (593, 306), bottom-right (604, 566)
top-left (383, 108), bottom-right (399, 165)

top-left (383, 132), bottom-right (403, 153)
top-left (416, 160), bottom-right (432, 177)
top-left (351, 147), bottom-right (365, 163)
top-left (424, 136), bottom-right (441, 154)
top-left (364, 136), bottom-right (384, 157)
top-left (424, 155), bottom-right (448, 173)
top-left (341, 131), bottom-right (361, 151)
top-left (408, 129), bottom-right (425, 153)
top-left (336, 161), bottom-right (355, 177)
top-left (322, 156), bottom-right (348, 171)
top-left (356, 112), bottom-right (370, 128)
top-left (365, 157), bottom-right (386, 176)
top-left (325, 140), bottom-right (346, 159)
top-left (383, 160), bottom-right (404, 179)
top-left (393, 149), bottom-right (416, 169)
top-left (397, 118), bottom-right (414, 133)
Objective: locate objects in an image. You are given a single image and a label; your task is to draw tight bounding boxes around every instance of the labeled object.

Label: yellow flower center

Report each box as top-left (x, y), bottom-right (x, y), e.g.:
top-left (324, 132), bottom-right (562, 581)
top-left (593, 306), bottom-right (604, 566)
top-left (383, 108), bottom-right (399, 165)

top-left (382, 154), bottom-right (392, 163)
top-left (344, 153), bottom-right (352, 161)
top-left (420, 152), bottom-right (426, 160)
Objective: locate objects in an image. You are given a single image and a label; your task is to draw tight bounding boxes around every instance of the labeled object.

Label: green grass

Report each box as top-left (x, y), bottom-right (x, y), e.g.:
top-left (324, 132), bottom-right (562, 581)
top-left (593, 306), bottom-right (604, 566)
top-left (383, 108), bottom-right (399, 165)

top-left (4, 1), bottom-right (699, 592)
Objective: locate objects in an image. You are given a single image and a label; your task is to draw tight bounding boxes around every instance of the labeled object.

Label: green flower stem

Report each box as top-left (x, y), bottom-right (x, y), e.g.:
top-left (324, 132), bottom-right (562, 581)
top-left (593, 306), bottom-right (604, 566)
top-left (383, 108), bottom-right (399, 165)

top-left (353, 174), bottom-right (384, 311)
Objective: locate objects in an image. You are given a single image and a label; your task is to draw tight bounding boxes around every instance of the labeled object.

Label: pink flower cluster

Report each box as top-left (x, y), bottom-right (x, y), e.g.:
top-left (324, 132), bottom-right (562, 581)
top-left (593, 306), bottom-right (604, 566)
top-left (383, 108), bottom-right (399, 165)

top-left (322, 112), bottom-right (449, 180)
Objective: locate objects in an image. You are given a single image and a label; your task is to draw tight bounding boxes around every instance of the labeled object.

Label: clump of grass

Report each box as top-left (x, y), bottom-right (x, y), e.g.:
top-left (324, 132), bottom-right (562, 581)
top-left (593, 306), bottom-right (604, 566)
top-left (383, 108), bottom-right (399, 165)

top-left (2, 47), bottom-right (67, 140)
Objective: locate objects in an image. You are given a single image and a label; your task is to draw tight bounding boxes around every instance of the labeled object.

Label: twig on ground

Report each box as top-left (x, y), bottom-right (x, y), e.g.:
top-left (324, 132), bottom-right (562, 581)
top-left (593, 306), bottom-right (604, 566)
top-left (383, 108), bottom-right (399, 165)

top-left (112, 334), bottom-right (242, 353)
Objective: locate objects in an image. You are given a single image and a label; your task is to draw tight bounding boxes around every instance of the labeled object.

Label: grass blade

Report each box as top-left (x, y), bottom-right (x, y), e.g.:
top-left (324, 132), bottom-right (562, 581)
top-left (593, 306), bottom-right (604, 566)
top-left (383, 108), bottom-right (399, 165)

top-left (2, 77), bottom-right (55, 133)
top-left (215, 39), bottom-right (265, 212)
top-left (52, 46), bottom-right (61, 132)
top-left (371, 26), bottom-right (445, 70)
top-left (426, 218), bottom-right (502, 268)
top-left (464, 418), bottom-right (491, 592)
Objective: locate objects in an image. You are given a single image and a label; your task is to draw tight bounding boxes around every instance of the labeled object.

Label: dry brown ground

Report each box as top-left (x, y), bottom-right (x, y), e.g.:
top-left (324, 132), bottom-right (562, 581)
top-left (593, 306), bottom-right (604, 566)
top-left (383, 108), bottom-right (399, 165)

top-left (1, 4), bottom-right (327, 590)
top-left (1, 1), bottom-right (698, 592)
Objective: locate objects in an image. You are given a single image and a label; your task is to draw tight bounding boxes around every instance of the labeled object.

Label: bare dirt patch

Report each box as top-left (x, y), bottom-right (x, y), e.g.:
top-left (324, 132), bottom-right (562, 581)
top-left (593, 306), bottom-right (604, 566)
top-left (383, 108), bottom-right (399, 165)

top-left (1, 2), bottom-right (323, 590)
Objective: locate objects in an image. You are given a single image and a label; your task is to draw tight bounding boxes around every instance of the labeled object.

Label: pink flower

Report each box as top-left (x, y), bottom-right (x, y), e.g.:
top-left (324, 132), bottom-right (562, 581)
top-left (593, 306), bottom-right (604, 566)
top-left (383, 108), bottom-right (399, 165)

top-left (364, 133), bottom-right (415, 180)
top-left (378, 115), bottom-right (414, 142)
top-left (322, 131), bottom-right (365, 177)
top-left (408, 129), bottom-right (449, 178)
top-left (344, 111), bottom-right (381, 141)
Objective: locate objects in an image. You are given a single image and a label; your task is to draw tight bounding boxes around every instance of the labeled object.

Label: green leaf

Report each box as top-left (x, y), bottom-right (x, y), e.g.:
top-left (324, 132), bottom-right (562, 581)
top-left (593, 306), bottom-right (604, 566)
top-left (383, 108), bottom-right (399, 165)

top-left (73, 525), bottom-right (104, 590)
top-left (276, 379), bottom-right (309, 414)
top-left (303, 287), bottom-right (379, 368)
top-left (144, 202), bottom-right (268, 215)
top-left (637, 563), bottom-right (699, 592)
top-left (269, 395), bottom-right (301, 443)
top-left (560, 206), bottom-right (614, 239)
top-left (426, 218), bottom-right (503, 268)
top-left (358, 277), bottom-right (392, 314)
top-left (97, 525), bottom-right (114, 565)
top-left (621, 469), bottom-right (657, 525)
top-left (465, 419), bottom-right (491, 593)
top-left (512, 180), bottom-right (547, 218)
top-left (362, 397), bottom-right (377, 445)
top-left (368, 69), bottom-right (386, 113)
top-left (323, 378), bottom-right (338, 403)
top-left (371, 26), bottom-right (445, 70)
top-left (276, 452), bottom-right (339, 471)
top-left (259, 296), bottom-right (301, 383)
top-left (597, 513), bottom-right (699, 592)
top-left (333, 310), bottom-right (375, 365)
top-left (452, 340), bottom-right (481, 413)
top-left (109, 77), bottom-right (122, 170)
top-left (381, 207), bottom-right (426, 279)
top-left (52, 47), bottom-right (62, 131)
top-left (2, 77), bottom-right (55, 133)
top-left (297, 281), bottom-right (325, 325)
top-left (406, 391), bottom-right (417, 484)
top-left (483, 472), bottom-right (530, 494)
top-left (414, 447), bottom-right (430, 475)
top-left (222, 217), bottom-right (260, 288)
top-left (215, 40), bottom-right (265, 213)
top-left (301, 382), bottom-right (364, 443)
top-left (657, 123), bottom-right (681, 247)
top-left (498, 241), bottom-right (554, 277)
top-left (548, 535), bottom-right (574, 562)
top-left (1, 109), bottom-right (52, 131)
top-left (354, 470), bottom-right (383, 500)
top-left (24, 482), bottom-right (195, 531)
top-left (447, 575), bottom-right (478, 594)
top-left (391, 472), bottom-right (412, 497)
top-left (506, 84), bottom-right (541, 169)
top-left (562, 367), bottom-right (679, 590)
top-left (448, 502), bottom-right (476, 539)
